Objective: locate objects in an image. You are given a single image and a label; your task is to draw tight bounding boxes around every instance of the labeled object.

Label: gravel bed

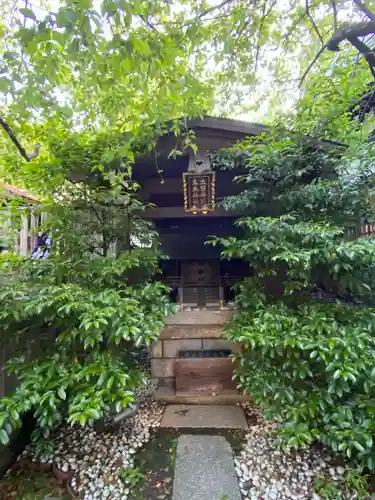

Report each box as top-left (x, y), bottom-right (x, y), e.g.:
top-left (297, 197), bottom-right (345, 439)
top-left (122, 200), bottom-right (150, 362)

top-left (18, 380), bottom-right (165, 499)
top-left (236, 403), bottom-right (352, 500)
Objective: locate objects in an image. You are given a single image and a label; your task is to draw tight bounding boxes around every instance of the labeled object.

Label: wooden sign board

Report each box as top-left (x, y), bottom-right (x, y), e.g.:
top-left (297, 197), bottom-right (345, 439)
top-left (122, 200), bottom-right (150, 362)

top-left (183, 172), bottom-right (215, 214)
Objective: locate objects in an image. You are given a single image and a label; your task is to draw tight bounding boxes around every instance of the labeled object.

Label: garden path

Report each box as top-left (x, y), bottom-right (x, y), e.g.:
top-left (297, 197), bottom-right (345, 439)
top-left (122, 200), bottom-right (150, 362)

top-left (162, 405), bottom-right (246, 500)
top-left (160, 404), bottom-right (247, 429)
top-left (172, 434), bottom-right (242, 500)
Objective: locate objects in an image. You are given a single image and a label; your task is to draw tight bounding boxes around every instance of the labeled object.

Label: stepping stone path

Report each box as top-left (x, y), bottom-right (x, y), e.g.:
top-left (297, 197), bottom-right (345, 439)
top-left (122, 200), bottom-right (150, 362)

top-left (160, 404), bottom-right (248, 429)
top-left (172, 434), bottom-right (242, 500)
top-left (164, 405), bottom-right (246, 500)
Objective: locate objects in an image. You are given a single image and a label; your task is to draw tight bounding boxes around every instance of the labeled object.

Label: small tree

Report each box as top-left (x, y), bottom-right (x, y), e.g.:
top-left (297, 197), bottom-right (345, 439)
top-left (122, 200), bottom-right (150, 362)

top-left (0, 133), bottom-right (175, 445)
top-left (211, 132), bottom-right (375, 469)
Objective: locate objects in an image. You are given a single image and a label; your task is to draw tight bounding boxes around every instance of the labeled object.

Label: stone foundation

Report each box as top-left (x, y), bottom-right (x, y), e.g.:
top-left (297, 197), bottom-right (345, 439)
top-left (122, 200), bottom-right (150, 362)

top-left (151, 309), bottom-right (240, 392)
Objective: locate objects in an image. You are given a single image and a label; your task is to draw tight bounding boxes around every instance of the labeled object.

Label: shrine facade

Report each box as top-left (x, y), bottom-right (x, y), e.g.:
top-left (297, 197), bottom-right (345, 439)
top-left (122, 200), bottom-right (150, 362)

top-left (133, 116), bottom-right (340, 402)
top-left (133, 116), bottom-right (263, 308)
top-left (133, 116), bottom-right (261, 401)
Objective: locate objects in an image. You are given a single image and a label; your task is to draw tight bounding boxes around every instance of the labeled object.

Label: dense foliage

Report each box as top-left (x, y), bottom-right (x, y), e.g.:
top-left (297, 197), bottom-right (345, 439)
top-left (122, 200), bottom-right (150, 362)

top-left (2, 0), bottom-right (375, 475)
top-left (2, 0), bottom-right (375, 152)
top-left (211, 134), bottom-right (375, 469)
top-left (0, 165), bottom-right (176, 445)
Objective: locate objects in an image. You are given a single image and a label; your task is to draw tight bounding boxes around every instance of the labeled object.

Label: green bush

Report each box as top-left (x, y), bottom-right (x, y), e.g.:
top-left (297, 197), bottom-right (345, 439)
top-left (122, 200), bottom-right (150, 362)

top-left (211, 133), bottom-right (375, 469)
top-left (227, 291), bottom-right (375, 468)
top-left (0, 170), bottom-right (174, 444)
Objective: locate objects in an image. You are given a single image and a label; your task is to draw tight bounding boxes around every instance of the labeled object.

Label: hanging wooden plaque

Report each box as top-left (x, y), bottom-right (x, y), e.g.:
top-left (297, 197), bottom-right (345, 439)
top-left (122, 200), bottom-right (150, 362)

top-left (183, 172), bottom-right (216, 215)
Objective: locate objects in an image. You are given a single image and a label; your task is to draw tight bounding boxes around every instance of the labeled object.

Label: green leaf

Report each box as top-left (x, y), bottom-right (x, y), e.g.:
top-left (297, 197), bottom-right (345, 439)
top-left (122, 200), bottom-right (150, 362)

top-left (333, 369), bottom-right (341, 380)
top-left (87, 408), bottom-right (100, 419)
top-left (58, 387), bottom-right (66, 400)
top-left (0, 77), bottom-right (11, 92)
top-left (19, 7), bottom-right (37, 20)
top-left (0, 429), bottom-right (9, 445)
top-left (56, 8), bottom-right (78, 27)
top-left (107, 376), bottom-right (114, 389)
top-left (132, 38), bottom-right (150, 55)
top-left (10, 410), bottom-right (19, 421)
top-left (353, 441), bottom-right (365, 453)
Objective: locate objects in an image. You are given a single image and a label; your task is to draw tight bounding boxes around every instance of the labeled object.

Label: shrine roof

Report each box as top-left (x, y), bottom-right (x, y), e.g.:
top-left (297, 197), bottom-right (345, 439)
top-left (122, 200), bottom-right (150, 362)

top-left (179, 115), bottom-right (345, 147)
top-left (133, 116), bottom-right (344, 181)
top-left (0, 182), bottom-right (38, 202)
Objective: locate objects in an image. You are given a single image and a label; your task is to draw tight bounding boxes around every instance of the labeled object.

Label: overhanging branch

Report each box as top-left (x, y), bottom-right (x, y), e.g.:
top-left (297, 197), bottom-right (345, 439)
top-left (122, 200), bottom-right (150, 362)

top-left (326, 21), bottom-right (375, 51)
top-left (301, 20), bottom-right (375, 84)
top-left (305, 0), bottom-right (324, 44)
top-left (0, 116), bottom-right (40, 161)
top-left (347, 35), bottom-right (375, 78)
top-left (300, 44), bottom-right (328, 85)
top-left (352, 0), bottom-right (375, 21)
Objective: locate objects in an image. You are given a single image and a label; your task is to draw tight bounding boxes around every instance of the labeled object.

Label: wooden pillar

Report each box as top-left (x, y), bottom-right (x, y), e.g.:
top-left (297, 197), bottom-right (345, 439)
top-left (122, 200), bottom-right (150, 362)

top-left (30, 211), bottom-right (38, 253)
top-left (19, 214), bottom-right (28, 256)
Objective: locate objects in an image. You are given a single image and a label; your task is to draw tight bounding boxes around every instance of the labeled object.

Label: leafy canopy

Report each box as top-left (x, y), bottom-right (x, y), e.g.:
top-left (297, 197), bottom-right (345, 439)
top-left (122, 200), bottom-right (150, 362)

top-left (2, 0), bottom-right (375, 164)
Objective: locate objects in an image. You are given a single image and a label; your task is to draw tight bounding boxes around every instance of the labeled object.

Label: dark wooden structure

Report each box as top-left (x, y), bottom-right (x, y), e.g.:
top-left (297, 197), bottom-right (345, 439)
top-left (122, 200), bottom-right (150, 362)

top-left (133, 116), bottom-right (266, 308)
top-left (133, 116), bottom-right (342, 402)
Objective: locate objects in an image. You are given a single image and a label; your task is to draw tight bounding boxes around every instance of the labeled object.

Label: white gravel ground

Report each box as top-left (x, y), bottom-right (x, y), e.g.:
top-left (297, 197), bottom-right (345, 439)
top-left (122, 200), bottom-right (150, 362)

top-left (237, 403), bottom-right (355, 500)
top-left (19, 380), bottom-right (165, 499)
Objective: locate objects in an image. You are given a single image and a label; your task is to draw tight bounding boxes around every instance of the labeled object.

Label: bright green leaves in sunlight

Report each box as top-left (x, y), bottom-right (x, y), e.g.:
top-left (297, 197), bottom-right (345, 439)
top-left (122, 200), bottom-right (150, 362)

top-left (19, 7), bottom-right (36, 21)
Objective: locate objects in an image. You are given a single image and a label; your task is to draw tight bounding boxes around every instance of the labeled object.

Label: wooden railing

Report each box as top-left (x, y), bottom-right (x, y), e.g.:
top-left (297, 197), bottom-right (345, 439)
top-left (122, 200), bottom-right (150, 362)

top-left (359, 224), bottom-right (375, 237)
top-left (347, 224), bottom-right (375, 239)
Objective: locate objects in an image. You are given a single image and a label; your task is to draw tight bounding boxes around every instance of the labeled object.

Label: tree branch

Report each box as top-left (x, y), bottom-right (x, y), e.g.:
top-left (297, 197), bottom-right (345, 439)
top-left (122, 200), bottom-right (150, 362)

top-left (327, 21), bottom-right (375, 51)
top-left (196, 0), bottom-right (237, 20)
top-left (180, 0), bottom-right (237, 26)
top-left (284, 12), bottom-right (307, 46)
top-left (300, 44), bottom-right (328, 85)
top-left (0, 116), bottom-right (40, 161)
top-left (347, 35), bottom-right (375, 78)
top-left (325, 21), bottom-right (375, 77)
top-left (254, 0), bottom-right (276, 72)
top-left (305, 0), bottom-right (324, 44)
top-left (330, 0), bottom-right (338, 31)
top-left (139, 14), bottom-right (159, 32)
top-left (352, 0), bottom-right (375, 21)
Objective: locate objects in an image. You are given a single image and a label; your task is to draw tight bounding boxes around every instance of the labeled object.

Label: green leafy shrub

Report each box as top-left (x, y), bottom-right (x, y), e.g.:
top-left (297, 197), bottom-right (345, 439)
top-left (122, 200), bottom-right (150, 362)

top-left (212, 133), bottom-right (375, 469)
top-left (314, 476), bottom-right (344, 499)
top-left (0, 168), bottom-right (175, 444)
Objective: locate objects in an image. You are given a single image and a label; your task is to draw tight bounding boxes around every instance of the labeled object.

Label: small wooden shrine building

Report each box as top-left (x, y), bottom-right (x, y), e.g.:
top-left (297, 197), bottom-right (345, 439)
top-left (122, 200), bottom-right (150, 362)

top-left (133, 116), bottom-right (269, 309)
top-left (133, 116), bottom-right (345, 403)
top-left (133, 116), bottom-right (266, 401)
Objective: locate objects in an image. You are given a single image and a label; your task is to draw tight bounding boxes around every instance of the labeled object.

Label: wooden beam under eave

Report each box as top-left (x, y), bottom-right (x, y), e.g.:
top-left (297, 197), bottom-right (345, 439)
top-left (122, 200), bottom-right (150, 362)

top-left (143, 206), bottom-right (243, 219)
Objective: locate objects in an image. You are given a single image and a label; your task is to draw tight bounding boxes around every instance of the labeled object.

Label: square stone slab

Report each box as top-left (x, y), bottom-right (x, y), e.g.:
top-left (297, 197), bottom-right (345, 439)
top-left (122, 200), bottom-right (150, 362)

top-left (172, 434), bottom-right (241, 500)
top-left (160, 404), bottom-right (247, 429)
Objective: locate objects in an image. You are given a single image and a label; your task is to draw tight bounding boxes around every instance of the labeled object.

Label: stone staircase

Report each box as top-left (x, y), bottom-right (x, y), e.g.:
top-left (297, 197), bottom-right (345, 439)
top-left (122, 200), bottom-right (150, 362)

top-left (152, 309), bottom-right (251, 405)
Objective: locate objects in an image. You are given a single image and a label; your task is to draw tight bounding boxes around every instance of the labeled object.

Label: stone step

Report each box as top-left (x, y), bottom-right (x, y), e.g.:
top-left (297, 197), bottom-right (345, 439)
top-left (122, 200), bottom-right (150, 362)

top-left (172, 435), bottom-right (241, 500)
top-left (165, 309), bottom-right (233, 325)
top-left (161, 404), bottom-right (247, 429)
top-left (160, 324), bottom-right (226, 339)
top-left (154, 386), bottom-right (252, 405)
